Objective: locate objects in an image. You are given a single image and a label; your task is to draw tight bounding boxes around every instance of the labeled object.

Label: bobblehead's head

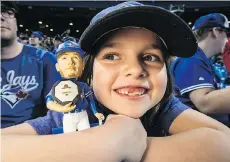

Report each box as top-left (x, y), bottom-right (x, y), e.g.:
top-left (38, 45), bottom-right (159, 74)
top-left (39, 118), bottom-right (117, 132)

top-left (55, 41), bottom-right (85, 79)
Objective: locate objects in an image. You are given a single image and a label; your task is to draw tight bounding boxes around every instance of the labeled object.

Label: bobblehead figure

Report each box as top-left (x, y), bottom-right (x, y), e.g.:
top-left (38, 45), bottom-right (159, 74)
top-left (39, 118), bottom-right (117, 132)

top-left (46, 41), bottom-right (104, 133)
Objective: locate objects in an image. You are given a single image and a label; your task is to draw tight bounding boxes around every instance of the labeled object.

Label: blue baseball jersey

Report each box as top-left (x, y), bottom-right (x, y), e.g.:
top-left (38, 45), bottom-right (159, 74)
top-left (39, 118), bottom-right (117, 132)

top-left (1, 44), bottom-right (62, 128)
top-left (170, 48), bottom-right (229, 125)
top-left (46, 81), bottom-right (97, 114)
top-left (26, 94), bottom-right (189, 136)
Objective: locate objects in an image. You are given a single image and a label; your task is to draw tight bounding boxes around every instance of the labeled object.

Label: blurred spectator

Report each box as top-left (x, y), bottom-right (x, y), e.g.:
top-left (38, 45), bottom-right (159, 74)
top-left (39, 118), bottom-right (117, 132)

top-left (223, 37), bottom-right (230, 73)
top-left (1, 1), bottom-right (61, 128)
top-left (43, 34), bottom-right (47, 40)
top-left (43, 37), bottom-right (53, 51)
top-left (210, 54), bottom-right (230, 88)
top-left (29, 31), bottom-right (48, 50)
top-left (51, 34), bottom-right (62, 54)
top-left (20, 36), bottom-right (29, 44)
top-left (61, 28), bottom-right (71, 38)
top-left (171, 13), bottom-right (230, 126)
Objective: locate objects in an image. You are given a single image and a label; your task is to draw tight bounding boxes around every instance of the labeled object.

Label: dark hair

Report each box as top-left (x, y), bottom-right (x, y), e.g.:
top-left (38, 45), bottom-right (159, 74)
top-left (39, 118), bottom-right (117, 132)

top-left (1, 1), bottom-right (19, 17)
top-left (80, 30), bottom-right (173, 133)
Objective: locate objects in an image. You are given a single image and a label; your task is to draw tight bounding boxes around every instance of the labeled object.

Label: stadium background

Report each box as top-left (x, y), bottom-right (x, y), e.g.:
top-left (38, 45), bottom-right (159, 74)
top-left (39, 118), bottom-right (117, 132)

top-left (16, 1), bottom-right (230, 38)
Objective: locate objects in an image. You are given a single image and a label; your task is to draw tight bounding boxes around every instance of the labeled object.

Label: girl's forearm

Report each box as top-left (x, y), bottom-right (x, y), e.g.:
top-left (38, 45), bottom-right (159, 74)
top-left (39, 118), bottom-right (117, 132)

top-left (142, 128), bottom-right (230, 162)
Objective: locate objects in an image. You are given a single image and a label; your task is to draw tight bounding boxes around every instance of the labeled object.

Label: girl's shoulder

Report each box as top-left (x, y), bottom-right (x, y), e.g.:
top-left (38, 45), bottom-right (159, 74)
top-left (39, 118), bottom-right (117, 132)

top-left (161, 94), bottom-right (189, 114)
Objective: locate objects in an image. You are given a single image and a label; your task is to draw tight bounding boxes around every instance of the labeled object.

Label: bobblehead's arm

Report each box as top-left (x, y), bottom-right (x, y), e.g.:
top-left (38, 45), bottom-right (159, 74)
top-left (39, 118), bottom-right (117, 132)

top-left (46, 95), bottom-right (75, 113)
top-left (47, 101), bottom-right (76, 113)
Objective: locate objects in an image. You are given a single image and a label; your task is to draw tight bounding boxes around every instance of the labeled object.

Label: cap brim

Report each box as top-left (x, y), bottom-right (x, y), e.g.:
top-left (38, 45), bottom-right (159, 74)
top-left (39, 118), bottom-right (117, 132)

top-left (79, 5), bottom-right (197, 58)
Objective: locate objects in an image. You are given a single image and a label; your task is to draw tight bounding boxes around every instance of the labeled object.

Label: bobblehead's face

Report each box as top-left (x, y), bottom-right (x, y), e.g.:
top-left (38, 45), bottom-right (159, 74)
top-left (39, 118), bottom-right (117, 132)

top-left (92, 28), bottom-right (167, 118)
top-left (56, 52), bottom-right (84, 79)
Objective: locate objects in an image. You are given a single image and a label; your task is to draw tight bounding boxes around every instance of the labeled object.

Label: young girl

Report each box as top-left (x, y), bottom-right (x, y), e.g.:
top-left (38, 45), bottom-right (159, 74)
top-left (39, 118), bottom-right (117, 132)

top-left (2, 2), bottom-right (230, 162)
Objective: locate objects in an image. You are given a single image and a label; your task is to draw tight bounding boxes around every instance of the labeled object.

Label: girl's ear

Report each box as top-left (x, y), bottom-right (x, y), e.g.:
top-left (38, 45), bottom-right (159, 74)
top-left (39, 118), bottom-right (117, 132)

top-left (55, 63), bottom-right (60, 72)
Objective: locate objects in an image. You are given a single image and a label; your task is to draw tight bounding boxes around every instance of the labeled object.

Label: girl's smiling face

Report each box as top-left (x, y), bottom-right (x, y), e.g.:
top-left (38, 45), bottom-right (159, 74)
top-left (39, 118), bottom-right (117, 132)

top-left (92, 27), bottom-right (168, 118)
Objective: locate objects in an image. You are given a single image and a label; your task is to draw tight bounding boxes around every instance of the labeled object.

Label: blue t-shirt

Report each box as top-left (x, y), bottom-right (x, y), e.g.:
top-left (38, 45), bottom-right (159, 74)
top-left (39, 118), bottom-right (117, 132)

top-left (170, 48), bottom-right (229, 126)
top-left (1, 44), bottom-right (62, 128)
top-left (26, 94), bottom-right (189, 136)
top-left (46, 81), bottom-right (97, 114)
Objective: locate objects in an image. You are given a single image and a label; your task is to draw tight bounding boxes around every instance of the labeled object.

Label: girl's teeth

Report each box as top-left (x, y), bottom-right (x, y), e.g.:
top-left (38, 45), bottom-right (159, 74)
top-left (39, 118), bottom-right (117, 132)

top-left (116, 89), bottom-right (146, 96)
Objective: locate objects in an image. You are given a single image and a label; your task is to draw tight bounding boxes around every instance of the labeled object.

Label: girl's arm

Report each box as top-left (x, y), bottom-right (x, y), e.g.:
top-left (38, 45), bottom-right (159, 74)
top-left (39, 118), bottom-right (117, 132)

top-left (169, 109), bottom-right (230, 135)
top-left (142, 128), bottom-right (230, 162)
top-left (2, 115), bottom-right (146, 162)
top-left (142, 109), bottom-right (230, 162)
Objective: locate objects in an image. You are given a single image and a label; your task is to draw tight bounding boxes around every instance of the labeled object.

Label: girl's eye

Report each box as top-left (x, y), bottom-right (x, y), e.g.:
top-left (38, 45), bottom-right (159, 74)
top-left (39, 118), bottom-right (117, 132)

top-left (102, 53), bottom-right (120, 60)
top-left (61, 57), bottom-right (67, 60)
top-left (143, 54), bottom-right (161, 62)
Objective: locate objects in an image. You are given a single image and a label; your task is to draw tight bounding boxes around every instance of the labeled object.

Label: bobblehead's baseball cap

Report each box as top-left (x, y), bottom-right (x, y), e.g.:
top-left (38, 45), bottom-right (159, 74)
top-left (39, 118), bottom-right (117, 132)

top-left (192, 13), bottom-right (230, 32)
top-left (79, 1), bottom-right (197, 58)
top-left (31, 31), bottom-right (43, 41)
top-left (56, 41), bottom-right (85, 58)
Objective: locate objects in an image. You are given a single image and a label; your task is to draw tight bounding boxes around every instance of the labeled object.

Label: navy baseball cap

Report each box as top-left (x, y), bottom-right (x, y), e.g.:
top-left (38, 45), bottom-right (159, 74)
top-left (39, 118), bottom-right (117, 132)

top-left (192, 13), bottom-right (230, 31)
top-left (56, 41), bottom-right (85, 58)
top-left (31, 32), bottom-right (43, 41)
top-left (79, 1), bottom-right (197, 58)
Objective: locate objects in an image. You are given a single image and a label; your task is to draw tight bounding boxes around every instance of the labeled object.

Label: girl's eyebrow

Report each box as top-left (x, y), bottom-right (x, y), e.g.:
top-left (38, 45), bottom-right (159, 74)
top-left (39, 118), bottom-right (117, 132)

top-left (101, 42), bottom-right (124, 49)
top-left (144, 43), bottom-right (162, 50)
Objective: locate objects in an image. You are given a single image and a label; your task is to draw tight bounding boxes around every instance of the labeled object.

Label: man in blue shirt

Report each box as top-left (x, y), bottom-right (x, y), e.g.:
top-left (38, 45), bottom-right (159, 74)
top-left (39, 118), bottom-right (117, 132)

top-left (171, 13), bottom-right (230, 126)
top-left (1, 2), bottom-right (61, 128)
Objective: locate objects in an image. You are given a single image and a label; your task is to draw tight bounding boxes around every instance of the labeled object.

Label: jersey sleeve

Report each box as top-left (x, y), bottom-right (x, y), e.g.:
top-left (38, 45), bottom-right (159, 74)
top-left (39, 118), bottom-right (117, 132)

top-left (172, 58), bottom-right (215, 95)
top-left (25, 110), bottom-right (63, 135)
top-left (45, 89), bottom-right (54, 103)
top-left (157, 95), bottom-right (190, 132)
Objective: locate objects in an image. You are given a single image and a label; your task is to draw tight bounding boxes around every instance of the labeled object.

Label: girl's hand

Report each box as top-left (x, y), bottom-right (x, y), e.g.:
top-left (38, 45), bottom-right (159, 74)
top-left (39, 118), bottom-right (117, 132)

top-left (105, 114), bottom-right (147, 162)
top-left (47, 101), bottom-right (76, 112)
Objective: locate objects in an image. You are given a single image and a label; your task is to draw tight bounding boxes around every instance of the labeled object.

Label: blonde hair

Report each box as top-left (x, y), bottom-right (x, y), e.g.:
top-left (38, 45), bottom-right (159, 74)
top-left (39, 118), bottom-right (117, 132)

top-left (193, 28), bottom-right (210, 42)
